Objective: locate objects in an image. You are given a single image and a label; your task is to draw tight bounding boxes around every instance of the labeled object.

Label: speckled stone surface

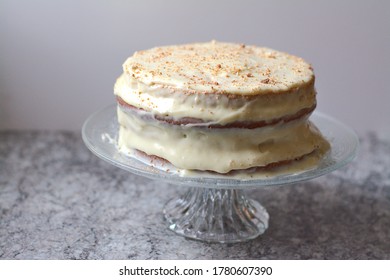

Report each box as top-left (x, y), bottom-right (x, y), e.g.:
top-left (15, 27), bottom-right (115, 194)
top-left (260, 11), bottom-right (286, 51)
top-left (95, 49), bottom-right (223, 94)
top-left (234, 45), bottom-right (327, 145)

top-left (0, 131), bottom-right (389, 259)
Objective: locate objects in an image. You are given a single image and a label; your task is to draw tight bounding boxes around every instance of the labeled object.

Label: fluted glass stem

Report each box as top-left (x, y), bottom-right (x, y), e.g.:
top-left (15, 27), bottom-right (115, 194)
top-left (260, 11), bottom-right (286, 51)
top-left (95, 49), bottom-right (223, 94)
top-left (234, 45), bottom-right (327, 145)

top-left (163, 187), bottom-right (269, 243)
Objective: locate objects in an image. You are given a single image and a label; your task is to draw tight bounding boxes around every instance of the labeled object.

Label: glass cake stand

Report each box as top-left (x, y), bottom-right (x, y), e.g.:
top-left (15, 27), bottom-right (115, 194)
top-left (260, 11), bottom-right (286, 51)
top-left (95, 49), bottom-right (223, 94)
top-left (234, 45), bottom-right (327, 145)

top-left (82, 104), bottom-right (358, 243)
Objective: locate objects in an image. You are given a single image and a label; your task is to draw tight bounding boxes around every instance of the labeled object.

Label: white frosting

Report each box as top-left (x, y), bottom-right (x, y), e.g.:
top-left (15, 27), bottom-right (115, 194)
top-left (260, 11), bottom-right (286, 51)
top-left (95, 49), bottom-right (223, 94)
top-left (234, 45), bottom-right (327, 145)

top-left (122, 41), bottom-right (314, 95)
top-left (115, 74), bottom-right (316, 124)
top-left (117, 107), bottom-right (330, 173)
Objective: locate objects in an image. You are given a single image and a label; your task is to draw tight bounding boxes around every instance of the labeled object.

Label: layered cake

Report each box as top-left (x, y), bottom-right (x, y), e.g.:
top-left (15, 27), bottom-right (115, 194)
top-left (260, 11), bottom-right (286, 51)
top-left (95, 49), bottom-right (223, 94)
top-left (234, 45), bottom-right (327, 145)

top-left (114, 41), bottom-right (330, 174)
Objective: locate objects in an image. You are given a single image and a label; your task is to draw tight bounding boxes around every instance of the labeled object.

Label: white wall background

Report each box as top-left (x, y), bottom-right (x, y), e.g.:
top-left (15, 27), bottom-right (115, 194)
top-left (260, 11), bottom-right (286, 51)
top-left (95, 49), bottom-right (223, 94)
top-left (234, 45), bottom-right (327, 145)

top-left (1, 0), bottom-right (389, 138)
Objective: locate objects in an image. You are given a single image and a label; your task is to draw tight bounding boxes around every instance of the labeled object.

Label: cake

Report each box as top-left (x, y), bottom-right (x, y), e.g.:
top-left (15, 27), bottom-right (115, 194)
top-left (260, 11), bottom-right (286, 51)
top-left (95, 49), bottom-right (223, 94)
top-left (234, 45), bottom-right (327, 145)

top-left (114, 41), bottom-right (330, 174)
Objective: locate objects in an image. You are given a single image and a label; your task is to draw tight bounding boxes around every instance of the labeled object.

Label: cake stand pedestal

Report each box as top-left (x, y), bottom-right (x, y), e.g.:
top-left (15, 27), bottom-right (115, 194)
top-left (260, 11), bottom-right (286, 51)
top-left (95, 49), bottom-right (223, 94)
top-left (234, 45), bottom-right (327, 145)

top-left (82, 104), bottom-right (358, 243)
top-left (164, 187), bottom-right (268, 243)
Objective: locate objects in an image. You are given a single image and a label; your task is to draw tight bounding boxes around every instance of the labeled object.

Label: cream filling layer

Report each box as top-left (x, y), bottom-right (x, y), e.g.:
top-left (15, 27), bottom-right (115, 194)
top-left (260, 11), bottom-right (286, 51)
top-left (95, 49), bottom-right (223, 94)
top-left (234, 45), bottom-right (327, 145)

top-left (117, 106), bottom-right (330, 173)
top-left (114, 74), bottom-right (316, 125)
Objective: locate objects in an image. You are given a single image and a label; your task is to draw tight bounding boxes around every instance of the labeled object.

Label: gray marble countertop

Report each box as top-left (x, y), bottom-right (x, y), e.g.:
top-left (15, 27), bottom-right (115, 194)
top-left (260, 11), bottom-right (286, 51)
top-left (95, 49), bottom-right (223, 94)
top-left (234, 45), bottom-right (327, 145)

top-left (0, 131), bottom-right (389, 259)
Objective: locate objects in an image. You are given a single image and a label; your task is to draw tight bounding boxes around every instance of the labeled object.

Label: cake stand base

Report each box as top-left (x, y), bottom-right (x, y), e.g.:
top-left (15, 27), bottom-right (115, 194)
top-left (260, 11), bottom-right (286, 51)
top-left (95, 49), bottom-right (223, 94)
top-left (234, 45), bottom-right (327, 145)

top-left (163, 187), bottom-right (269, 243)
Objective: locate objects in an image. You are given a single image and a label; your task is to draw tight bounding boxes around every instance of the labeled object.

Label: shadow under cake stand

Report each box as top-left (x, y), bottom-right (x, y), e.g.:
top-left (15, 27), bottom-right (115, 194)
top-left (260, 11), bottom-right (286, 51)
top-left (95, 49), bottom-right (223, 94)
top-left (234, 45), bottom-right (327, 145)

top-left (82, 104), bottom-right (358, 243)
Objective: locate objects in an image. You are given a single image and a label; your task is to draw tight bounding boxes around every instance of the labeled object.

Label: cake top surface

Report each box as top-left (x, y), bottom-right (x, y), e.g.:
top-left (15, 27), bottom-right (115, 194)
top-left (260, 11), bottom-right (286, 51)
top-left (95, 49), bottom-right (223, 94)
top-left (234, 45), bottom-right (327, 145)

top-left (123, 41), bottom-right (314, 95)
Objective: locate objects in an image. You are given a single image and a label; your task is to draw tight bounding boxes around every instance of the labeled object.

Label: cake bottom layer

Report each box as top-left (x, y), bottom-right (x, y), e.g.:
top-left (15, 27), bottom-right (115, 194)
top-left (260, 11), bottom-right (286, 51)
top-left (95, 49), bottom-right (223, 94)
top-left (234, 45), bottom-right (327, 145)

top-left (117, 107), bottom-right (330, 174)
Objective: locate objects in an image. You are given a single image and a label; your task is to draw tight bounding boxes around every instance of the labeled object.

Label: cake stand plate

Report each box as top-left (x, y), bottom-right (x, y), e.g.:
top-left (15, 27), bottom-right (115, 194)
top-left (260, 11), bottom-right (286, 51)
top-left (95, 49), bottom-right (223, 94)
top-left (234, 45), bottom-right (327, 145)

top-left (82, 104), bottom-right (358, 243)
